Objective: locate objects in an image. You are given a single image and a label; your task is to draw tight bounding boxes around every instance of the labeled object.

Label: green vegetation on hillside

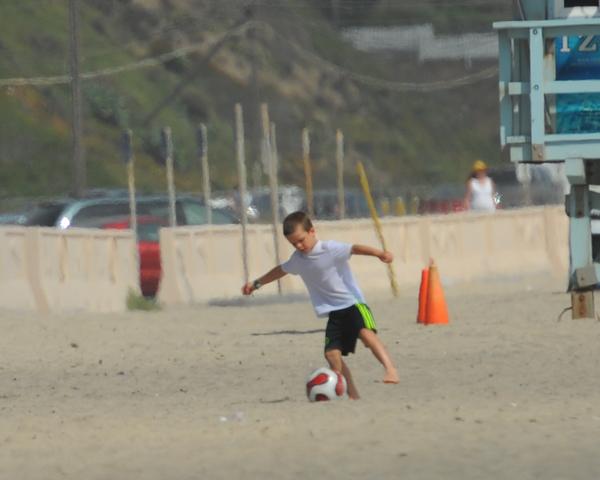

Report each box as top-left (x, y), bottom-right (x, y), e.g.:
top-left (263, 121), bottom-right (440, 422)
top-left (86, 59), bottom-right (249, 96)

top-left (0, 0), bottom-right (511, 202)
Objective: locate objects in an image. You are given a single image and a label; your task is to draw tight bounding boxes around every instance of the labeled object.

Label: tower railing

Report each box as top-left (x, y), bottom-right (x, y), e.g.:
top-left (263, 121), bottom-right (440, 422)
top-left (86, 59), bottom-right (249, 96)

top-left (494, 18), bottom-right (600, 163)
top-left (495, 17), bottom-right (600, 317)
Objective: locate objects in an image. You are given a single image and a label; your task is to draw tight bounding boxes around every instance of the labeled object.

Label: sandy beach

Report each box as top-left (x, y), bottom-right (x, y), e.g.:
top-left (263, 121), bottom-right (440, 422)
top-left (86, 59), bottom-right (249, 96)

top-left (1, 273), bottom-right (600, 480)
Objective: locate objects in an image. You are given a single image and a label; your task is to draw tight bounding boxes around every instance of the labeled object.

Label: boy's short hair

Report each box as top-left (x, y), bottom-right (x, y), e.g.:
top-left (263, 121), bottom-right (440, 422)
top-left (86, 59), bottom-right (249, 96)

top-left (283, 211), bottom-right (313, 236)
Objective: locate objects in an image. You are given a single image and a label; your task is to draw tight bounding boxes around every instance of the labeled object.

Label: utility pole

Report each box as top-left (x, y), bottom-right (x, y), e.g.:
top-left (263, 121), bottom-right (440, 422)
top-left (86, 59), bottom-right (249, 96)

top-left (68, 0), bottom-right (85, 197)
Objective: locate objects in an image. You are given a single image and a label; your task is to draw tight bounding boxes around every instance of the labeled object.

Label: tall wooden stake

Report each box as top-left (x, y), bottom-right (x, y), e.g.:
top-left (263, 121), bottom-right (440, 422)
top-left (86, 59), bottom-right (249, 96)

top-left (302, 128), bottom-right (314, 217)
top-left (198, 123), bottom-right (212, 225)
top-left (122, 129), bottom-right (139, 274)
top-left (261, 104), bottom-right (281, 294)
top-left (235, 104), bottom-right (249, 284)
top-left (336, 129), bottom-right (345, 219)
top-left (270, 122), bottom-right (280, 228)
top-left (356, 161), bottom-right (399, 297)
top-left (122, 129), bottom-right (138, 237)
top-left (162, 127), bottom-right (177, 227)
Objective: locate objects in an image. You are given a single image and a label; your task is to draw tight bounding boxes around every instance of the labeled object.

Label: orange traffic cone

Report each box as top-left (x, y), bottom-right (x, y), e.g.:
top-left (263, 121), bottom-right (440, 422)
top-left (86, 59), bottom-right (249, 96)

top-left (417, 268), bottom-right (429, 324)
top-left (424, 261), bottom-right (449, 325)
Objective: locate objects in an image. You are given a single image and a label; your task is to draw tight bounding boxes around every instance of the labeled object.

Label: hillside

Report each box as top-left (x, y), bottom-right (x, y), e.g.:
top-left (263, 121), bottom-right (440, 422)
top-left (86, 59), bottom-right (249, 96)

top-left (0, 0), bottom-right (513, 202)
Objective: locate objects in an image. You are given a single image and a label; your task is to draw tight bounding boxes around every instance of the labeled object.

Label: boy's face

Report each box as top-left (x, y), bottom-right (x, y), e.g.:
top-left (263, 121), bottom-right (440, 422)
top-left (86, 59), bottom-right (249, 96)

top-left (285, 225), bottom-right (317, 254)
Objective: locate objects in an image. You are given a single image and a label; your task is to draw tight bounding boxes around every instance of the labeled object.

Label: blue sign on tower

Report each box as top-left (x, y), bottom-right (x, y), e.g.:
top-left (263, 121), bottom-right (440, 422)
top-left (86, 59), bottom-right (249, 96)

top-left (555, 35), bottom-right (600, 133)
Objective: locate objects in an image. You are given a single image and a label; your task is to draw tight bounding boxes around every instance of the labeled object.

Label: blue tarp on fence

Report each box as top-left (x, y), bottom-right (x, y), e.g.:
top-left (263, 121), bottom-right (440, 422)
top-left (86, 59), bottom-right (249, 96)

top-left (555, 35), bottom-right (600, 133)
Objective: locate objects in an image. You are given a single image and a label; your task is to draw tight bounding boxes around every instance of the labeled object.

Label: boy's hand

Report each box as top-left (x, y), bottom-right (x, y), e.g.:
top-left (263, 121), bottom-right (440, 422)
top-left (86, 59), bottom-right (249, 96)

top-left (241, 282), bottom-right (254, 295)
top-left (240, 267), bottom-right (285, 296)
top-left (379, 250), bottom-right (394, 263)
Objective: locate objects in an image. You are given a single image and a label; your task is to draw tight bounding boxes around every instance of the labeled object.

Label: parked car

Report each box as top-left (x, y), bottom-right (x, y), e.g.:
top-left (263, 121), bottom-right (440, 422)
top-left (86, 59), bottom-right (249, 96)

top-left (0, 210), bottom-right (29, 224)
top-left (1, 195), bottom-right (238, 296)
top-left (9, 199), bottom-right (71, 226)
top-left (9, 194), bottom-right (238, 228)
top-left (102, 216), bottom-right (166, 297)
top-left (4, 195), bottom-right (238, 296)
top-left (312, 189), bottom-right (371, 219)
top-left (486, 165), bottom-right (563, 208)
top-left (247, 186), bottom-right (305, 221)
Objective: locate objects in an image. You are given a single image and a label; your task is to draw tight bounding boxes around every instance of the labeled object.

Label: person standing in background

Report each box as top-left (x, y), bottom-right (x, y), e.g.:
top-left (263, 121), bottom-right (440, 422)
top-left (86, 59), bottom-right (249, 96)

top-left (464, 160), bottom-right (497, 212)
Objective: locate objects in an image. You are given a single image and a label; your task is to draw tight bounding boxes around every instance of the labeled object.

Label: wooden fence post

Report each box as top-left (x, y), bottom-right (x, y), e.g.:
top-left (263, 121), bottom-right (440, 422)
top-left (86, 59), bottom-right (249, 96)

top-left (161, 126), bottom-right (177, 227)
top-left (336, 129), bottom-right (345, 219)
top-left (235, 104), bottom-right (249, 284)
top-left (261, 103), bottom-right (281, 294)
top-left (198, 123), bottom-right (212, 225)
top-left (302, 128), bottom-right (314, 217)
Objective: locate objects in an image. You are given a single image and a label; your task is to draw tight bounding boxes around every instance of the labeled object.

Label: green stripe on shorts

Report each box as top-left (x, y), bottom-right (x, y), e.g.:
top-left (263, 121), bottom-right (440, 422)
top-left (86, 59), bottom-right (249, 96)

top-left (356, 303), bottom-right (376, 330)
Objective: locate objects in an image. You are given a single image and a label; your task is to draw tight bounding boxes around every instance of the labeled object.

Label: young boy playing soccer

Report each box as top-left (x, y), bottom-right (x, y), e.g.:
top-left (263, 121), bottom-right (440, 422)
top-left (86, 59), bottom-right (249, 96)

top-left (241, 211), bottom-right (399, 399)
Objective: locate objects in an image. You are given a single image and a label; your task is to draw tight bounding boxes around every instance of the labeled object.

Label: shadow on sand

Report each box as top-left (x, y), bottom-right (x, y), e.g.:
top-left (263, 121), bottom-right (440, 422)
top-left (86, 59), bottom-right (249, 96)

top-left (251, 328), bottom-right (324, 336)
top-left (209, 293), bottom-right (308, 307)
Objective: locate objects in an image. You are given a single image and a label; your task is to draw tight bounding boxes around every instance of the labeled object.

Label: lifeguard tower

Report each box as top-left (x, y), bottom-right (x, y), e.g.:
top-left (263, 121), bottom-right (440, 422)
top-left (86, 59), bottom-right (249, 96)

top-left (494, 0), bottom-right (600, 317)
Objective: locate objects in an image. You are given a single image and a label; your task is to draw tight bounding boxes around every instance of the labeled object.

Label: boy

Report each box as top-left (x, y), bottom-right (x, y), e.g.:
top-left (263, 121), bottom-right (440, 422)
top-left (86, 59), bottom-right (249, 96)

top-left (241, 211), bottom-right (399, 399)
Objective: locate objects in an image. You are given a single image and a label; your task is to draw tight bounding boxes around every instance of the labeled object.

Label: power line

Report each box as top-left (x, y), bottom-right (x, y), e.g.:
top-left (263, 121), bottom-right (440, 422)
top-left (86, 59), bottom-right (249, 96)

top-left (0, 22), bottom-right (253, 87)
top-left (252, 0), bottom-right (502, 5)
top-left (0, 20), bottom-right (497, 93)
top-left (250, 0), bottom-right (504, 7)
top-left (142, 15), bottom-right (253, 125)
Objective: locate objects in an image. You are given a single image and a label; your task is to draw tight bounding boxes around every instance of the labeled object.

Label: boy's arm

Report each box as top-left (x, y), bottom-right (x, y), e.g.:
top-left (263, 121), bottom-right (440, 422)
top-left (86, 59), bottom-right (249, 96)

top-left (241, 266), bottom-right (287, 295)
top-left (351, 244), bottom-right (393, 263)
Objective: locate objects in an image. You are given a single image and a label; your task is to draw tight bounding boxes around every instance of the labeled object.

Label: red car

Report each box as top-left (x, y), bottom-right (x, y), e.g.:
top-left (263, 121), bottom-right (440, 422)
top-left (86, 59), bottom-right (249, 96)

top-left (103, 216), bottom-right (167, 297)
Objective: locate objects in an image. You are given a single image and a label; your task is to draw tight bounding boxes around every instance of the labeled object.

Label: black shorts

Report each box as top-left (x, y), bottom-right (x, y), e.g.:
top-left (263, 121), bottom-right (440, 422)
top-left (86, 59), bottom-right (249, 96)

top-left (324, 303), bottom-right (377, 356)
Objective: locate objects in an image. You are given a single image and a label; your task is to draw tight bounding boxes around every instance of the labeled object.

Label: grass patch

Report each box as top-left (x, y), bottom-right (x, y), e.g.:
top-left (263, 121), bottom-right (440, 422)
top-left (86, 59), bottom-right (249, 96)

top-left (126, 289), bottom-right (161, 311)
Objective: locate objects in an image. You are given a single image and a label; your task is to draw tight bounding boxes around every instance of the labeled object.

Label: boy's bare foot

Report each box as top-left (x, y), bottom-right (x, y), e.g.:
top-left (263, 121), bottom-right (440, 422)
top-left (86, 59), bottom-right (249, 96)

top-left (347, 385), bottom-right (360, 400)
top-left (383, 369), bottom-right (400, 384)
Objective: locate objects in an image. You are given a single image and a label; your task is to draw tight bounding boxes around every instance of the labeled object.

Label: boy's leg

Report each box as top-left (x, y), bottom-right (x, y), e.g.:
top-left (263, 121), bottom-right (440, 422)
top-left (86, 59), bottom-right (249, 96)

top-left (340, 359), bottom-right (360, 400)
top-left (325, 348), bottom-right (360, 399)
top-left (359, 329), bottom-right (399, 384)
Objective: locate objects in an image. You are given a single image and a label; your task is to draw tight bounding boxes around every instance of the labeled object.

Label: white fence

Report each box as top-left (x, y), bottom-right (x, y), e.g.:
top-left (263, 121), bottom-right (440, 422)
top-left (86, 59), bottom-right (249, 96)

top-left (342, 25), bottom-right (498, 64)
top-left (0, 227), bottom-right (139, 313)
top-left (158, 206), bottom-right (568, 305)
top-left (0, 207), bottom-right (569, 312)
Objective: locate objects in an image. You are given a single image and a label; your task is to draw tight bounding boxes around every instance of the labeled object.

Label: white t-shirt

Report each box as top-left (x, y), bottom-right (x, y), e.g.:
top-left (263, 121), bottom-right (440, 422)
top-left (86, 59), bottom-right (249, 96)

top-left (281, 240), bottom-right (365, 317)
top-left (469, 177), bottom-right (496, 212)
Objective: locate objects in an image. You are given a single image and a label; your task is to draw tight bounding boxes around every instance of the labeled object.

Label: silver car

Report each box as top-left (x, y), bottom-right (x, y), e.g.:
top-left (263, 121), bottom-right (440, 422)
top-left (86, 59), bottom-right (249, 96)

top-left (10, 195), bottom-right (238, 229)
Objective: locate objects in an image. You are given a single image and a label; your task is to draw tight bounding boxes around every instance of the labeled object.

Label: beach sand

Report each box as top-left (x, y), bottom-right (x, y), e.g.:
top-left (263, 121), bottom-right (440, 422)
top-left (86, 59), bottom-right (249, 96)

top-left (1, 274), bottom-right (599, 479)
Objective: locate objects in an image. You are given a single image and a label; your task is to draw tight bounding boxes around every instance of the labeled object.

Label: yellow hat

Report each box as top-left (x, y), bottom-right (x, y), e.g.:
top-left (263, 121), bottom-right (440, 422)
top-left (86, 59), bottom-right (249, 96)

top-left (472, 160), bottom-right (487, 172)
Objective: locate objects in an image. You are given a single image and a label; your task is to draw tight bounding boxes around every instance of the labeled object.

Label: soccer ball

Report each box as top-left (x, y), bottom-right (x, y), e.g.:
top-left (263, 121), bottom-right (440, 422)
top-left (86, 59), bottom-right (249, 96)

top-left (306, 367), bottom-right (347, 402)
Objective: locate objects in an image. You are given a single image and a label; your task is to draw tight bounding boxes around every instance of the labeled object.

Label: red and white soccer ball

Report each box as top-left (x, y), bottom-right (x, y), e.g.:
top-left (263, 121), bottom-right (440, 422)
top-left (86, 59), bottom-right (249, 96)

top-left (306, 367), bottom-right (347, 402)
